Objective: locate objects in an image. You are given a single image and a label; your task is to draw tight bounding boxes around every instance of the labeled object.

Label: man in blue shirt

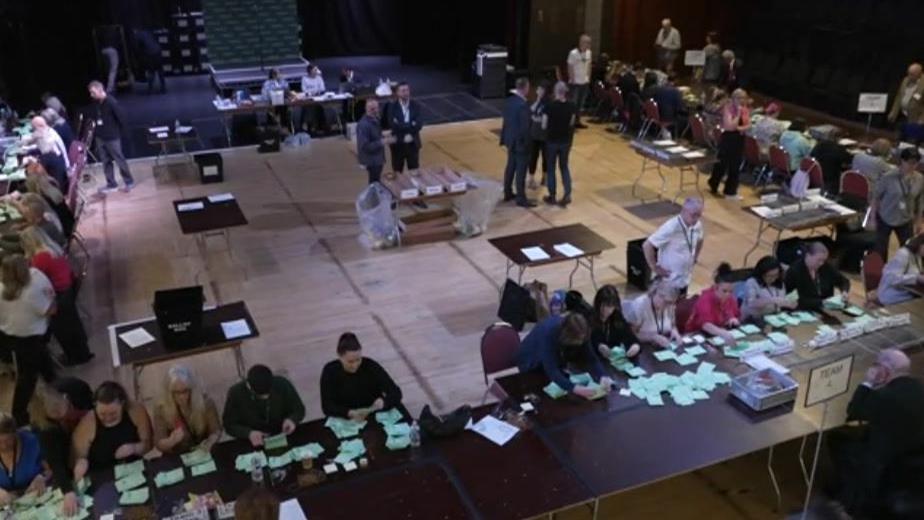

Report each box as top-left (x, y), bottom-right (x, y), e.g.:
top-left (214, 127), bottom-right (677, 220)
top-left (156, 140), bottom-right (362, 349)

top-left (517, 313), bottom-right (612, 398)
top-left (779, 118), bottom-right (815, 172)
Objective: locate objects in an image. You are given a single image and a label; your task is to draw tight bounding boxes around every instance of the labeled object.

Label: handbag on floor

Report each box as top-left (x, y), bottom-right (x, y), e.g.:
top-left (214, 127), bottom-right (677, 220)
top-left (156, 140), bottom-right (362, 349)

top-left (418, 404), bottom-right (472, 439)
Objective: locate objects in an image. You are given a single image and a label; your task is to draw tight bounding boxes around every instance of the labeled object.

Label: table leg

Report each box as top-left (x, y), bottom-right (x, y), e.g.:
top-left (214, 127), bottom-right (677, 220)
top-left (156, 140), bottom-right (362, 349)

top-left (500, 259), bottom-right (512, 299)
top-left (592, 498), bottom-right (600, 520)
top-left (517, 265), bottom-right (526, 285)
top-left (133, 364), bottom-right (144, 400)
top-left (656, 163), bottom-right (666, 200)
top-left (233, 344), bottom-right (246, 379)
top-left (224, 115), bottom-right (232, 148)
top-left (588, 256), bottom-right (598, 290)
top-left (568, 260), bottom-right (580, 289)
top-left (771, 228), bottom-right (784, 258)
top-left (767, 445), bottom-right (783, 512)
top-left (743, 220), bottom-right (768, 266)
top-left (631, 157), bottom-right (648, 199)
top-left (797, 434), bottom-right (811, 487)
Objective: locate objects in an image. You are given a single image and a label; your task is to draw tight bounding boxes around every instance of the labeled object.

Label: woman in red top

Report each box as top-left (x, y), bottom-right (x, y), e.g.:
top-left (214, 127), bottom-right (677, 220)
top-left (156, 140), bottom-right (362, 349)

top-left (686, 262), bottom-right (741, 345)
top-left (707, 88), bottom-right (751, 199)
top-left (19, 227), bottom-right (93, 366)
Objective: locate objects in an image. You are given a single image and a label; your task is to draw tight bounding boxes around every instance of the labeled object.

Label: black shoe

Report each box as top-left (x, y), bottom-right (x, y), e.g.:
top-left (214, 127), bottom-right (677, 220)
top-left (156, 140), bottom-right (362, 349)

top-left (558, 196), bottom-right (572, 207)
top-left (61, 352), bottom-right (95, 367)
top-left (503, 194), bottom-right (516, 202)
top-left (707, 181), bottom-right (719, 195)
top-left (516, 199), bottom-right (538, 208)
top-left (543, 195), bottom-right (557, 205)
top-left (575, 123), bottom-right (588, 129)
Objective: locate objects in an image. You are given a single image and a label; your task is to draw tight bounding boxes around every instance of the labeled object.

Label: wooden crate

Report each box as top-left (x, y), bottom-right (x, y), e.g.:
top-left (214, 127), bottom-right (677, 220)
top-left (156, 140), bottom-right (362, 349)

top-left (399, 208), bottom-right (457, 245)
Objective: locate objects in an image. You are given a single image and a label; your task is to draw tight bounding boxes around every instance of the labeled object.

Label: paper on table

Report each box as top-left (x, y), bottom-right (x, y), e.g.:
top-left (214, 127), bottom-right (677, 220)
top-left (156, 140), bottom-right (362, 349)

top-left (156, 132), bottom-right (169, 138)
top-left (180, 449), bottom-right (212, 467)
top-left (118, 327), bottom-right (156, 349)
top-left (221, 319), bottom-right (251, 340)
top-left (682, 151), bottom-right (706, 159)
top-left (207, 193), bottom-right (235, 203)
top-left (666, 146), bottom-right (689, 153)
top-left (154, 467), bottom-right (185, 488)
top-left (176, 126), bottom-right (193, 134)
top-left (115, 471), bottom-right (147, 493)
top-left (543, 382), bottom-right (567, 399)
top-left (744, 354), bottom-right (790, 374)
top-left (279, 498), bottom-right (308, 520)
top-left (264, 432), bottom-right (288, 450)
top-left (466, 415), bottom-right (519, 446)
top-left (553, 243), bottom-right (584, 258)
top-left (149, 126), bottom-right (169, 133)
top-left (618, 388), bottom-right (632, 397)
top-left (119, 487), bottom-right (150, 506)
top-left (685, 345), bottom-right (707, 356)
top-left (652, 139), bottom-right (677, 146)
top-left (114, 459), bottom-right (145, 480)
top-left (520, 246), bottom-right (550, 262)
top-left (191, 459), bottom-right (217, 476)
top-left (177, 201), bottom-right (205, 212)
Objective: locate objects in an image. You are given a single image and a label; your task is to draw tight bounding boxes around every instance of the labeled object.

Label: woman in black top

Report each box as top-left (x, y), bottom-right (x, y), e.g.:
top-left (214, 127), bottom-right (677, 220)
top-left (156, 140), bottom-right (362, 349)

top-left (320, 333), bottom-right (407, 421)
top-left (591, 285), bottom-right (641, 359)
top-left (527, 81), bottom-right (550, 190)
top-left (542, 81), bottom-right (578, 207)
top-left (784, 241), bottom-right (851, 311)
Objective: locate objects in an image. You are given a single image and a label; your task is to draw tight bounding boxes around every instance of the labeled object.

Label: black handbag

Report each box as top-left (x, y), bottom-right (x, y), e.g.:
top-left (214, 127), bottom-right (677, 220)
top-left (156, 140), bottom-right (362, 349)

top-left (498, 279), bottom-right (533, 331)
top-left (418, 404), bottom-right (472, 439)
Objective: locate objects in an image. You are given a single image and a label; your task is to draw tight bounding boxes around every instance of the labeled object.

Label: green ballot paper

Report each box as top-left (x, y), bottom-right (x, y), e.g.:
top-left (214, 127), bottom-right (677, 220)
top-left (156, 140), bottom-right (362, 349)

top-left (375, 408), bottom-right (404, 426)
top-left (180, 449), bottom-right (212, 467)
top-left (543, 382), bottom-right (567, 399)
top-left (264, 433), bottom-right (289, 450)
top-left (739, 324), bottom-right (761, 335)
top-left (119, 487), bottom-right (150, 506)
top-left (115, 471), bottom-right (147, 493)
top-left (114, 459), bottom-right (145, 480)
top-left (654, 350), bottom-right (677, 362)
top-left (154, 467), bottom-right (185, 488)
top-left (268, 452), bottom-right (293, 469)
top-left (384, 422), bottom-right (411, 437)
top-left (191, 459), bottom-right (217, 477)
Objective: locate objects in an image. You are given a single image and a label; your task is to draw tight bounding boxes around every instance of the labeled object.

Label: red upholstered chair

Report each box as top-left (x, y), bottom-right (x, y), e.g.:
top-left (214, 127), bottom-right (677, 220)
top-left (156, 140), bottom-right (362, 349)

top-left (674, 295), bottom-right (699, 334)
top-left (608, 87), bottom-right (628, 131)
top-left (480, 322), bottom-right (521, 385)
top-left (769, 145), bottom-right (792, 184)
top-left (861, 250), bottom-right (884, 307)
top-left (744, 135), bottom-right (770, 184)
top-left (799, 157), bottom-right (823, 190)
top-left (840, 170), bottom-right (870, 203)
top-left (688, 114), bottom-right (713, 149)
top-left (591, 81), bottom-right (607, 114)
top-left (639, 99), bottom-right (668, 139)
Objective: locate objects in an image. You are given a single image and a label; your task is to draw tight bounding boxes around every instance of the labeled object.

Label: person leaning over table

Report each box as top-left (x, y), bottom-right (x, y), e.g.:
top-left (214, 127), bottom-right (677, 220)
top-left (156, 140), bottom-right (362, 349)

top-left (591, 284), bottom-right (641, 359)
top-left (741, 256), bottom-right (796, 326)
top-left (72, 381), bottom-right (153, 480)
top-left (25, 162), bottom-right (75, 240)
top-left (222, 364), bottom-right (305, 448)
top-left (643, 196), bottom-right (704, 295)
top-left (868, 147), bottom-right (924, 262)
top-left (851, 138), bottom-right (893, 187)
top-left (28, 377), bottom-right (92, 517)
top-left (685, 263), bottom-right (742, 346)
top-left (152, 365), bottom-right (222, 455)
top-left (517, 313), bottom-right (614, 398)
top-left (0, 412), bottom-right (49, 507)
top-left (784, 241), bottom-right (850, 311)
top-left (877, 233), bottom-right (924, 305)
top-left (321, 332), bottom-right (406, 421)
top-left (628, 279), bottom-right (683, 349)
top-left (779, 118), bottom-right (814, 173)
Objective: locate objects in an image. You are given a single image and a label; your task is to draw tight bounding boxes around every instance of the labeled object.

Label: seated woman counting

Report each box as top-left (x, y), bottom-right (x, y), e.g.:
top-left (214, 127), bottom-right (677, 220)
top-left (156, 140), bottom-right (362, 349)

top-left (742, 256), bottom-right (797, 325)
top-left (686, 263), bottom-right (742, 346)
top-left (0, 413), bottom-right (49, 506)
top-left (517, 313), bottom-right (613, 399)
top-left (152, 365), bottom-right (222, 455)
top-left (878, 234), bottom-right (924, 305)
top-left (591, 285), bottom-right (641, 358)
top-left (628, 278), bottom-right (682, 349)
top-left (72, 381), bottom-right (152, 481)
top-left (784, 241), bottom-right (850, 311)
top-left (320, 332), bottom-right (406, 421)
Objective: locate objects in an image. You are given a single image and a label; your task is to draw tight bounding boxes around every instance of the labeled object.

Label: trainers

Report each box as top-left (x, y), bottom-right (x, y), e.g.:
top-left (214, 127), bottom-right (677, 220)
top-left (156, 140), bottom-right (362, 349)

top-left (121, 182), bottom-right (135, 193)
top-left (97, 185), bottom-right (118, 195)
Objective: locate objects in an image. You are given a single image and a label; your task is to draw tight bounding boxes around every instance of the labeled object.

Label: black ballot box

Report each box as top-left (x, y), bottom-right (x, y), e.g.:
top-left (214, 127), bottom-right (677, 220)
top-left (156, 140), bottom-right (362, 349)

top-left (194, 152), bottom-right (223, 184)
top-left (153, 286), bottom-right (205, 350)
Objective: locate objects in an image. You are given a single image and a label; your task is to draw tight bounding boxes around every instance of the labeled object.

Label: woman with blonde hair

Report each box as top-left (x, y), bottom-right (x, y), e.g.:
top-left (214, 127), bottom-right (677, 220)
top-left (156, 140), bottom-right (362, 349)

top-left (152, 365), bottom-right (221, 454)
top-left (16, 193), bottom-right (65, 248)
top-left (20, 227), bottom-right (92, 366)
top-left (24, 163), bottom-right (74, 238)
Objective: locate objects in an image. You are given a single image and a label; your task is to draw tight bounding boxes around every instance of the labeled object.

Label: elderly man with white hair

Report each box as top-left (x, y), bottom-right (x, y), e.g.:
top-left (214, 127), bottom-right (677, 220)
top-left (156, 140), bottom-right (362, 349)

top-left (654, 18), bottom-right (682, 73)
top-left (718, 50), bottom-right (744, 92)
top-left (827, 348), bottom-right (924, 515)
top-left (22, 116), bottom-right (69, 168)
top-left (39, 108), bottom-right (74, 151)
top-left (643, 197), bottom-right (704, 295)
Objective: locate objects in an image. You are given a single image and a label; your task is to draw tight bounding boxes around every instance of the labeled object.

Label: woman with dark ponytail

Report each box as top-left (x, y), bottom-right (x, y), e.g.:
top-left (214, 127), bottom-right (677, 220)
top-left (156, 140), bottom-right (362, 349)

top-left (685, 262), bottom-right (741, 345)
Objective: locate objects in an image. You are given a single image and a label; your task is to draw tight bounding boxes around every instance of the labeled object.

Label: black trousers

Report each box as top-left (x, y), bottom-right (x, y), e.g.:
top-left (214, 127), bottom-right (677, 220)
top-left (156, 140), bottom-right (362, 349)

top-left (390, 142), bottom-right (420, 173)
top-left (709, 130), bottom-right (744, 195)
top-left (51, 287), bottom-right (92, 363)
top-left (826, 427), bottom-right (881, 514)
top-left (875, 215), bottom-right (913, 262)
top-left (365, 164), bottom-right (383, 184)
top-left (10, 334), bottom-right (56, 425)
top-left (528, 138), bottom-right (546, 176)
top-left (503, 148), bottom-right (529, 202)
top-left (299, 105), bottom-right (327, 133)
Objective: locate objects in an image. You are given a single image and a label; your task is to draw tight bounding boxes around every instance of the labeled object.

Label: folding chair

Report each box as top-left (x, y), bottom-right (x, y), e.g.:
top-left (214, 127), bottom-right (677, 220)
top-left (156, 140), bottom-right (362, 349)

top-left (839, 170), bottom-right (870, 203)
top-left (745, 135), bottom-right (770, 185)
top-left (675, 295), bottom-right (699, 334)
top-left (768, 145), bottom-right (792, 185)
top-left (861, 250), bottom-right (884, 307)
top-left (479, 322), bottom-right (521, 385)
top-left (799, 157), bottom-right (824, 191)
top-left (639, 99), bottom-right (668, 139)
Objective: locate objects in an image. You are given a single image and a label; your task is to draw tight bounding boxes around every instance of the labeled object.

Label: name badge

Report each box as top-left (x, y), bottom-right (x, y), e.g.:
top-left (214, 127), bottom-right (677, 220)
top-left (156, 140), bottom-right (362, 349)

top-left (96, 119), bottom-right (104, 126)
top-left (915, 93), bottom-right (922, 101)
top-left (900, 201), bottom-right (908, 211)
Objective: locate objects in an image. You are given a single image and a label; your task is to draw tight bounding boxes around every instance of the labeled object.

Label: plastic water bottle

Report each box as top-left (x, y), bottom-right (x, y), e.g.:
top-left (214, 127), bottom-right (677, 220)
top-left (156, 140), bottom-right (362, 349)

top-left (409, 421), bottom-right (421, 448)
top-left (250, 458), bottom-right (264, 485)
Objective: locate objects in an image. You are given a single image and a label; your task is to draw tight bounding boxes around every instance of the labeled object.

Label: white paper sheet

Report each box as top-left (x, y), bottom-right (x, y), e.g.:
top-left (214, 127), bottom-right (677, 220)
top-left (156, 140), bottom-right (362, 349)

top-left (520, 247), bottom-right (550, 261)
top-left (119, 327), bottom-right (155, 348)
top-left (652, 139), bottom-right (676, 146)
top-left (682, 151), bottom-right (706, 159)
top-left (837, 138), bottom-right (857, 147)
top-left (278, 498), bottom-right (308, 520)
top-left (207, 193), bottom-right (235, 203)
top-left (176, 126), bottom-right (194, 134)
top-left (156, 132), bottom-right (169, 138)
top-left (221, 319), bottom-right (251, 339)
top-left (553, 243), bottom-right (584, 258)
top-left (148, 126), bottom-right (169, 133)
top-left (177, 202), bottom-right (204, 212)
top-left (743, 354), bottom-right (790, 374)
top-left (466, 415), bottom-right (519, 446)
top-left (666, 146), bottom-right (689, 154)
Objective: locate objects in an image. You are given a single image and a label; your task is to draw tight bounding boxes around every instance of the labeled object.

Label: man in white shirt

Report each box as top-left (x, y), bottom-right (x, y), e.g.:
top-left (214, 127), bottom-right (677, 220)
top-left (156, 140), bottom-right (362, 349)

top-left (654, 18), bottom-right (682, 74)
top-left (643, 197), bottom-right (704, 294)
top-left (300, 64), bottom-right (326, 96)
top-left (23, 116), bottom-right (69, 168)
top-left (567, 34), bottom-right (592, 129)
top-left (299, 65), bottom-right (327, 134)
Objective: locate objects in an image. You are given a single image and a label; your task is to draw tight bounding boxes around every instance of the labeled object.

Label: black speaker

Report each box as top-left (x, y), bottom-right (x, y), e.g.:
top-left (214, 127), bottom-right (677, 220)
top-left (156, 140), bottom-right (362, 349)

top-left (194, 152), bottom-right (223, 184)
top-left (627, 238), bottom-right (651, 291)
top-left (153, 286), bottom-right (204, 350)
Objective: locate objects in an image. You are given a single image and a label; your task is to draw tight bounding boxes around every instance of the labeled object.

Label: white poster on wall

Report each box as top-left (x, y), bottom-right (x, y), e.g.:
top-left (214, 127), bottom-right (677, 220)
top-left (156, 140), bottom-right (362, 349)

top-left (684, 50), bottom-right (706, 67)
top-left (857, 93), bottom-right (889, 114)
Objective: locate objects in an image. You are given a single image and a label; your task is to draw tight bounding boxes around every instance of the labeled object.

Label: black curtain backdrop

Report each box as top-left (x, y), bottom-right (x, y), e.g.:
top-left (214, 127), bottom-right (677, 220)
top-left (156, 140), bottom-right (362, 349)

top-left (299, 0), bottom-right (401, 57)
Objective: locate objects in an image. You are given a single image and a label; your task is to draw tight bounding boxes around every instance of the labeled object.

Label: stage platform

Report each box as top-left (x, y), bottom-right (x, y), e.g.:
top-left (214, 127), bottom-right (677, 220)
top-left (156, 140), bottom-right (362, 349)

top-left (209, 57), bottom-right (309, 94)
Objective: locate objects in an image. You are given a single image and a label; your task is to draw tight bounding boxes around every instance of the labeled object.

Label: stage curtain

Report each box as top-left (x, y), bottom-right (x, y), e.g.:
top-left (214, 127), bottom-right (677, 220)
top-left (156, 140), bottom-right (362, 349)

top-left (299, 0), bottom-right (401, 58)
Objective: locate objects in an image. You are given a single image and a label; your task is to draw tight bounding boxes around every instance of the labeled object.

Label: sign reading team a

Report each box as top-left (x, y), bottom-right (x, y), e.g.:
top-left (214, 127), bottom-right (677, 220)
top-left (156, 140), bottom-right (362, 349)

top-left (805, 354), bottom-right (854, 407)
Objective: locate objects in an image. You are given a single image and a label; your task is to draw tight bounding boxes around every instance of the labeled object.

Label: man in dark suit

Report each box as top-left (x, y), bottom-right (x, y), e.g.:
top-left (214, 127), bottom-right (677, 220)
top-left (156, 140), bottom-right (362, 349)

top-left (652, 74), bottom-right (684, 132)
top-left (718, 50), bottom-right (744, 92)
top-left (827, 348), bottom-right (924, 515)
top-left (501, 77), bottom-right (535, 207)
top-left (383, 82), bottom-right (422, 173)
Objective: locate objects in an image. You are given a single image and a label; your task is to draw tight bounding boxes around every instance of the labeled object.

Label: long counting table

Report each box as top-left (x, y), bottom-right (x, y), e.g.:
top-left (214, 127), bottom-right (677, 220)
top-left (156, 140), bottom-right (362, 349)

top-left (84, 300), bottom-right (924, 519)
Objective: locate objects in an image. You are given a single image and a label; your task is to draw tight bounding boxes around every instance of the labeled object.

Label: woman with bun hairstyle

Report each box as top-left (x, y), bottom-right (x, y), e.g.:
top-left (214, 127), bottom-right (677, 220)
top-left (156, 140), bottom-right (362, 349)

top-left (685, 262), bottom-right (741, 345)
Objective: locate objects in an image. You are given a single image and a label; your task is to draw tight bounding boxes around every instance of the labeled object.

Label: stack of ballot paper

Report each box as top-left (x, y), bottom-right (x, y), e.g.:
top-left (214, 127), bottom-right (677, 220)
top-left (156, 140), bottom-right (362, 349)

top-left (385, 422), bottom-right (412, 450)
top-left (14, 488), bottom-right (95, 520)
top-left (625, 362), bottom-right (731, 407)
top-left (608, 346), bottom-right (646, 377)
top-left (823, 295), bottom-right (847, 310)
top-left (119, 487), bottom-right (150, 506)
top-left (154, 467), bottom-right (185, 488)
top-left (268, 452), bottom-right (293, 469)
top-left (543, 381), bottom-right (568, 399)
top-left (115, 459), bottom-right (145, 480)
top-left (264, 433), bottom-right (289, 450)
top-left (333, 438), bottom-right (366, 464)
top-left (375, 408), bottom-right (404, 426)
top-left (466, 415), bottom-right (519, 446)
top-left (234, 451), bottom-right (267, 472)
top-left (738, 324), bottom-right (761, 335)
top-left (289, 443), bottom-right (325, 462)
top-left (325, 417), bottom-right (367, 439)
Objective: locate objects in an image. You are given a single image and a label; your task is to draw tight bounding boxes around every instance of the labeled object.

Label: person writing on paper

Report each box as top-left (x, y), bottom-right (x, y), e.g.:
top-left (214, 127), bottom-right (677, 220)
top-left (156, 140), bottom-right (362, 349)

top-left (628, 279), bottom-right (683, 349)
top-left (29, 378), bottom-right (92, 517)
top-left (321, 332), bottom-right (406, 422)
top-left (72, 381), bottom-right (152, 481)
top-left (784, 242), bottom-right (850, 311)
top-left (643, 197), bottom-right (704, 295)
top-left (869, 147), bottom-right (924, 261)
top-left (222, 365), bottom-right (305, 448)
top-left (742, 256), bottom-right (796, 325)
top-left (877, 233), bottom-right (924, 305)
top-left (517, 313), bottom-right (613, 398)
top-left (152, 365), bottom-right (221, 455)
top-left (591, 285), bottom-right (641, 359)
top-left (0, 413), bottom-right (49, 506)
top-left (827, 348), bottom-right (924, 515)
top-left (686, 263), bottom-right (742, 346)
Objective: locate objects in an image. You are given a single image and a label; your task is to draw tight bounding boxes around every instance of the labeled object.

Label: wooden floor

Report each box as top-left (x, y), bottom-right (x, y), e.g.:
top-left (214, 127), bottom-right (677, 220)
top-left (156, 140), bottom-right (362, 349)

top-left (9, 118), bottom-right (868, 518)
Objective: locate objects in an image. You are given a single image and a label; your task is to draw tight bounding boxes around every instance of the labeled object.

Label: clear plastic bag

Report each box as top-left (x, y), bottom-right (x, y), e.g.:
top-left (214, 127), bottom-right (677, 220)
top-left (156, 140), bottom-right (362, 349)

top-left (356, 183), bottom-right (399, 249)
top-left (453, 174), bottom-right (503, 237)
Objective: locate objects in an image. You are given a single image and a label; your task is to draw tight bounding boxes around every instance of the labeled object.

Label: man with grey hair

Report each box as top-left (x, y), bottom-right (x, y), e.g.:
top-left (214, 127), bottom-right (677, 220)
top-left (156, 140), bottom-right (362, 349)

top-left (827, 348), bottom-right (924, 514)
top-left (718, 50), bottom-right (744, 92)
top-left (40, 108), bottom-right (74, 151)
top-left (22, 116), bottom-right (69, 168)
top-left (643, 197), bottom-right (704, 294)
top-left (654, 18), bottom-right (682, 74)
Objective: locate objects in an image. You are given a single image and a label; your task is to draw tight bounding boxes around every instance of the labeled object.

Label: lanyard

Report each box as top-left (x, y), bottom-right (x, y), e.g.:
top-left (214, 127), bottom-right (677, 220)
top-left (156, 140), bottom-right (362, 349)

top-left (651, 299), bottom-right (665, 334)
top-left (677, 217), bottom-right (695, 255)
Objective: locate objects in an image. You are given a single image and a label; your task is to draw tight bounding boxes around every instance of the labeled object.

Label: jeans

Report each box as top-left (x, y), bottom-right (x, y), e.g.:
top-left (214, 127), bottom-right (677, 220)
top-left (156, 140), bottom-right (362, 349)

top-left (875, 215), bottom-right (913, 262)
top-left (571, 83), bottom-right (590, 112)
top-left (709, 130), bottom-right (744, 195)
top-left (545, 141), bottom-right (572, 198)
top-left (503, 148), bottom-right (529, 202)
top-left (97, 139), bottom-right (134, 187)
top-left (528, 138), bottom-right (546, 177)
top-left (365, 164), bottom-right (383, 184)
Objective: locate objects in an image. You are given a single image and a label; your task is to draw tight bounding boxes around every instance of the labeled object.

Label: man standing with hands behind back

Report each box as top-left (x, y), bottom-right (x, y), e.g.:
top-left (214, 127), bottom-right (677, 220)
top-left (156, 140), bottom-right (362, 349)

top-left (654, 18), bottom-right (682, 74)
top-left (501, 77), bottom-right (535, 207)
top-left (383, 82), bottom-right (422, 173)
top-left (567, 34), bottom-right (592, 129)
top-left (643, 197), bottom-right (704, 295)
top-left (356, 99), bottom-right (395, 184)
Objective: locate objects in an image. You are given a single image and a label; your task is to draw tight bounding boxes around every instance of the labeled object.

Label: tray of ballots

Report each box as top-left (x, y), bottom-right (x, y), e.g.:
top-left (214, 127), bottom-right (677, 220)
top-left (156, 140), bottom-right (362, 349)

top-left (629, 139), bottom-right (712, 164)
top-left (748, 193), bottom-right (856, 225)
top-left (382, 167), bottom-right (468, 201)
top-left (731, 368), bottom-right (799, 411)
top-left (808, 309), bottom-right (912, 349)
